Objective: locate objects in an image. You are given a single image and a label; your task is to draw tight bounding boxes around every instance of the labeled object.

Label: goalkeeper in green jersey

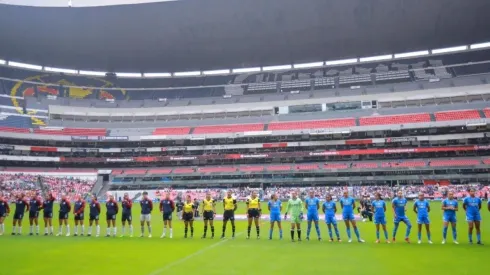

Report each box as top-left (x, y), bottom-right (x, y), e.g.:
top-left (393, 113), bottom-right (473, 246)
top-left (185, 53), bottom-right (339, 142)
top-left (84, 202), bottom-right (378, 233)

top-left (284, 191), bottom-right (304, 242)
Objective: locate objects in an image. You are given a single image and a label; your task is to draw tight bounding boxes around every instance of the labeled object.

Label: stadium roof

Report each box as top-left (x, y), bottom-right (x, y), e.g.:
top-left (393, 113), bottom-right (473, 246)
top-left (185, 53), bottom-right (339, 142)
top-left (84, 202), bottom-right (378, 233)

top-left (0, 0), bottom-right (489, 73)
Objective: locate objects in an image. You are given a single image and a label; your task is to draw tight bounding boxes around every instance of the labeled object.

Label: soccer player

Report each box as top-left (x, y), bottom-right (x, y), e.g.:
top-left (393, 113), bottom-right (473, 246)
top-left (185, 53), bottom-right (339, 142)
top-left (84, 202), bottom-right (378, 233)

top-left (28, 193), bottom-right (42, 236)
top-left (182, 195), bottom-right (195, 238)
top-left (12, 193), bottom-right (29, 235)
top-left (284, 191), bottom-right (303, 242)
top-left (159, 192), bottom-right (175, 238)
top-left (305, 190), bottom-right (321, 241)
top-left (57, 194), bottom-right (71, 237)
top-left (88, 194), bottom-right (101, 237)
top-left (42, 192), bottom-right (55, 236)
top-left (221, 190), bottom-right (237, 239)
top-left (339, 191), bottom-right (364, 243)
top-left (0, 193), bottom-right (10, 236)
top-left (106, 195), bottom-right (119, 237)
top-left (372, 192), bottom-right (389, 243)
top-left (392, 191), bottom-right (412, 243)
top-left (441, 191), bottom-right (458, 244)
top-left (463, 189), bottom-right (483, 244)
top-left (268, 193), bottom-right (282, 240)
top-left (246, 191), bottom-right (261, 239)
top-left (73, 195), bottom-right (85, 236)
top-left (201, 192), bottom-right (216, 239)
top-left (140, 191), bottom-right (153, 238)
top-left (413, 193), bottom-right (432, 244)
top-left (121, 193), bottom-right (133, 237)
top-left (322, 194), bottom-right (340, 242)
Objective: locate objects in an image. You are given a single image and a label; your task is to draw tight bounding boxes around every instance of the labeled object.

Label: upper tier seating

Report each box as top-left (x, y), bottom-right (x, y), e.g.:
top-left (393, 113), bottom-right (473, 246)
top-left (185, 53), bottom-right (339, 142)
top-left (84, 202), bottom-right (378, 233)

top-left (268, 118), bottom-right (356, 131)
top-left (484, 108), bottom-right (490, 118)
top-left (33, 128), bottom-right (106, 136)
top-left (434, 110), bottom-right (481, 121)
top-left (429, 159), bottom-right (481, 167)
top-left (359, 113), bottom-right (431, 126)
top-left (324, 163), bottom-right (349, 169)
top-left (381, 161), bottom-right (426, 168)
top-left (193, 123), bottom-right (264, 134)
top-left (152, 127), bottom-right (191, 135)
top-left (147, 168), bottom-right (173, 175)
top-left (239, 166), bottom-right (265, 172)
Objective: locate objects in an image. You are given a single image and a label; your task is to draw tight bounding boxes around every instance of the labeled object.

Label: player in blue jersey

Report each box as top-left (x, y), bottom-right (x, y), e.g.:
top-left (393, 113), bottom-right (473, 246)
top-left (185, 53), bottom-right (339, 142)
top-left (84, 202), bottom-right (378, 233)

top-left (322, 194), bottom-right (340, 242)
top-left (372, 193), bottom-right (389, 243)
top-left (268, 194), bottom-right (283, 240)
top-left (304, 190), bottom-right (321, 241)
top-left (463, 189), bottom-right (483, 244)
top-left (339, 191), bottom-right (364, 243)
top-left (441, 191), bottom-right (459, 244)
top-left (392, 191), bottom-right (412, 243)
top-left (413, 193), bottom-right (432, 244)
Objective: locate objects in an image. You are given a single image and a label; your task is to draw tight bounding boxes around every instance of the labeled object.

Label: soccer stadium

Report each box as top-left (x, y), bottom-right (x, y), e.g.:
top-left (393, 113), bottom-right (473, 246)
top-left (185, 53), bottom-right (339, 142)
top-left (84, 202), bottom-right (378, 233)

top-left (0, 0), bottom-right (489, 274)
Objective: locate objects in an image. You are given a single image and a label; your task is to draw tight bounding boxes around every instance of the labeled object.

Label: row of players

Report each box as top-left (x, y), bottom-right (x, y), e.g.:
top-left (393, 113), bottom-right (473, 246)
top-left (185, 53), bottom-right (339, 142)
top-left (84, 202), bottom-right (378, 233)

top-left (0, 189), bottom-right (488, 244)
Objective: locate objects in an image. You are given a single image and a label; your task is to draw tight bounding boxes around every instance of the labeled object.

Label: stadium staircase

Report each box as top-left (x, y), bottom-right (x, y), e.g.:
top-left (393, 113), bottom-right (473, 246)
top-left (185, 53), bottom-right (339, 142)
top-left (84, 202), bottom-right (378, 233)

top-left (429, 113), bottom-right (436, 121)
top-left (37, 176), bottom-right (48, 196)
top-left (94, 176), bottom-right (110, 199)
top-left (478, 109), bottom-right (486, 118)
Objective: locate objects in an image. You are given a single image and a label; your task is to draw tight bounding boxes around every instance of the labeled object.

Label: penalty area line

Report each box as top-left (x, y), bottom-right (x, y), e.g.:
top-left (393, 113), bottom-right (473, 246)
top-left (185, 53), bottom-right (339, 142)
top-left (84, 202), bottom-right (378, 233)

top-left (147, 232), bottom-right (244, 275)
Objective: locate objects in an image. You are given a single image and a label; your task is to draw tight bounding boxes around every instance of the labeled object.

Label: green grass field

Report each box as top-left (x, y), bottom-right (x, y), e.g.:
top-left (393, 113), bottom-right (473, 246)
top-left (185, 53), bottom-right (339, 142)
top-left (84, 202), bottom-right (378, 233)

top-left (0, 201), bottom-right (489, 275)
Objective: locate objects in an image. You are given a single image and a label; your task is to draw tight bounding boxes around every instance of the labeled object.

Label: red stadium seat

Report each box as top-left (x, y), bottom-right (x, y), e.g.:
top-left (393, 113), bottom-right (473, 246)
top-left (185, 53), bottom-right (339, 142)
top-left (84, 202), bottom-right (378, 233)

top-left (152, 127), bottom-right (191, 135)
top-left (173, 168), bottom-right (195, 174)
top-left (193, 123), bottom-right (264, 134)
top-left (483, 158), bottom-right (490, 165)
top-left (197, 167), bottom-right (237, 173)
top-left (434, 110), bottom-right (481, 121)
top-left (352, 162), bottom-right (378, 169)
top-left (484, 108), bottom-right (490, 118)
top-left (267, 165), bottom-right (292, 171)
top-left (359, 113), bottom-right (430, 126)
top-left (0, 127), bottom-right (30, 133)
top-left (147, 168), bottom-right (173, 174)
top-left (324, 163), bottom-right (348, 169)
top-left (123, 169), bottom-right (147, 175)
top-left (239, 166), bottom-right (265, 172)
top-left (268, 118), bottom-right (356, 131)
top-left (381, 161), bottom-right (426, 168)
top-left (429, 159), bottom-right (481, 167)
top-left (296, 164), bottom-right (319, 170)
top-left (111, 169), bottom-right (124, 175)
top-left (34, 128), bottom-right (107, 136)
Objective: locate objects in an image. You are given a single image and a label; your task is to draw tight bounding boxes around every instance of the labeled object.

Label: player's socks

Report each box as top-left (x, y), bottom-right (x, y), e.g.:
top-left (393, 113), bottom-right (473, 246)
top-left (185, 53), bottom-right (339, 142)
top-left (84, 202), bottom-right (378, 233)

top-left (106, 227), bottom-right (111, 236)
top-left (269, 228), bottom-right (273, 239)
top-left (354, 227), bottom-right (360, 240)
top-left (122, 226), bottom-right (125, 235)
top-left (417, 232), bottom-right (421, 241)
top-left (211, 226), bottom-right (214, 237)
top-left (443, 226), bottom-right (448, 240)
top-left (50, 226), bottom-right (54, 234)
top-left (81, 225), bottom-right (85, 235)
top-left (141, 226), bottom-right (145, 235)
top-left (184, 226), bottom-right (188, 237)
top-left (328, 227), bottom-right (333, 239)
top-left (477, 233), bottom-right (481, 243)
top-left (427, 232), bottom-right (431, 241)
top-left (392, 224), bottom-right (399, 238)
top-left (451, 227), bottom-right (457, 240)
top-left (203, 226), bottom-right (208, 237)
top-left (256, 226), bottom-right (260, 237)
top-left (96, 225), bottom-right (100, 236)
top-left (468, 233), bottom-right (473, 243)
top-left (221, 225), bottom-right (226, 237)
top-left (297, 229), bottom-right (301, 240)
top-left (279, 229), bottom-right (283, 239)
top-left (113, 227), bottom-right (117, 236)
top-left (315, 224), bottom-right (320, 238)
top-left (66, 225), bottom-right (70, 236)
top-left (383, 229), bottom-right (388, 240)
top-left (169, 228), bottom-right (173, 238)
top-left (290, 229), bottom-right (294, 240)
top-left (376, 230), bottom-right (380, 240)
top-left (232, 225), bottom-right (236, 237)
top-left (405, 224), bottom-right (412, 238)
top-left (190, 227), bottom-right (194, 237)
top-left (75, 226), bottom-right (78, 235)
top-left (247, 226), bottom-right (251, 237)
top-left (129, 225), bottom-right (133, 236)
top-left (346, 228), bottom-right (351, 239)
top-left (18, 226), bottom-right (22, 234)
top-left (30, 226), bottom-right (33, 234)
top-left (306, 224), bottom-right (311, 238)
top-left (334, 226), bottom-right (340, 239)
top-left (148, 226), bottom-right (152, 235)
top-left (36, 225), bottom-right (39, 235)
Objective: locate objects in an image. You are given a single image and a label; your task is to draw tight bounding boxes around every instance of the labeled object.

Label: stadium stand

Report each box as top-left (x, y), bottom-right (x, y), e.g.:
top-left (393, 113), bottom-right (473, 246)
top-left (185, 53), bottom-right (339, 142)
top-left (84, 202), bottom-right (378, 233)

top-left (193, 123), bottom-right (265, 134)
top-left (434, 110), bottom-right (481, 121)
top-left (268, 118), bottom-right (356, 131)
top-left (359, 113), bottom-right (431, 126)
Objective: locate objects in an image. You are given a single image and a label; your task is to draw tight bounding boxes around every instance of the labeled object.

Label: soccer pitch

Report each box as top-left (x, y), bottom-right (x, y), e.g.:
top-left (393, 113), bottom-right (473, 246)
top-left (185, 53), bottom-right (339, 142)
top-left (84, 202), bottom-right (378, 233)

top-left (0, 201), bottom-right (489, 275)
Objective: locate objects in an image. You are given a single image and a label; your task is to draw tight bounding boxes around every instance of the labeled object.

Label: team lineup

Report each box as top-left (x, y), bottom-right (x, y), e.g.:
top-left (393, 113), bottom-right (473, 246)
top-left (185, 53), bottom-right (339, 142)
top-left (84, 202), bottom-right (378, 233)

top-left (0, 189), bottom-right (489, 245)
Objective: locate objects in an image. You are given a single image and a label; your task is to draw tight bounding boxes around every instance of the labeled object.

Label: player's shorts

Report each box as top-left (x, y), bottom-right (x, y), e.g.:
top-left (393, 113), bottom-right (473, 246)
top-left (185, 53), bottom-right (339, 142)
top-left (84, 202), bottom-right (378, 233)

top-left (89, 214), bottom-right (99, 221)
top-left (223, 210), bottom-right (235, 222)
top-left (270, 212), bottom-right (281, 222)
top-left (140, 214), bottom-right (151, 222)
top-left (162, 212), bottom-right (172, 221)
top-left (307, 212), bottom-right (319, 221)
top-left (374, 216), bottom-right (386, 225)
top-left (59, 212), bottom-right (69, 220)
top-left (74, 213), bottom-right (84, 221)
top-left (203, 211), bottom-right (214, 221)
top-left (325, 215), bottom-right (337, 225)
top-left (43, 211), bottom-right (53, 219)
top-left (466, 213), bottom-right (481, 222)
top-left (13, 213), bottom-right (24, 220)
top-left (29, 211), bottom-right (39, 219)
top-left (290, 214), bottom-right (302, 224)
top-left (122, 213), bottom-right (132, 223)
top-left (394, 216), bottom-right (411, 225)
top-left (342, 212), bottom-right (355, 221)
top-left (417, 216), bottom-right (430, 224)
top-left (0, 212), bottom-right (6, 218)
top-left (443, 215), bottom-right (457, 223)
top-left (106, 214), bottom-right (116, 221)
top-left (248, 209), bottom-right (260, 219)
top-left (183, 212), bottom-right (194, 222)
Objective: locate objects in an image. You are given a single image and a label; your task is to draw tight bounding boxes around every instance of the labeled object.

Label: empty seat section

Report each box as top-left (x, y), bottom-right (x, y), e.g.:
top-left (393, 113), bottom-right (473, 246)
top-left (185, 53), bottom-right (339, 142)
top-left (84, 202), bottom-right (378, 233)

top-left (197, 167), bottom-right (237, 173)
top-left (111, 169), bottom-right (124, 175)
top-left (152, 127), bottom-right (191, 135)
top-left (296, 164), bottom-right (319, 170)
top-left (193, 123), bottom-right (264, 134)
top-left (324, 163), bottom-right (348, 169)
top-left (429, 159), bottom-right (481, 167)
top-left (147, 168), bottom-right (173, 174)
top-left (239, 166), bottom-right (265, 172)
top-left (353, 162), bottom-right (378, 169)
top-left (382, 161), bottom-right (426, 168)
top-left (269, 118), bottom-right (355, 131)
top-left (173, 168), bottom-right (195, 174)
top-left (124, 169), bottom-right (147, 175)
top-left (484, 108), bottom-right (490, 118)
top-left (0, 127), bottom-right (30, 133)
top-left (483, 158), bottom-right (490, 165)
top-left (34, 128), bottom-right (107, 136)
top-left (434, 110), bottom-right (481, 121)
top-left (359, 113), bottom-right (430, 126)
top-left (267, 165), bottom-right (292, 171)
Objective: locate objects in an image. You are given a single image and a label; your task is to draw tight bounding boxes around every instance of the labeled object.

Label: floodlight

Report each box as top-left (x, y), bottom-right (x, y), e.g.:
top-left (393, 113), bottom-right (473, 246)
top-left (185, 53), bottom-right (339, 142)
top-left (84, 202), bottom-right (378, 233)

top-left (232, 67), bottom-right (261, 73)
top-left (325, 58), bottom-right (358, 66)
top-left (359, 54), bottom-right (392, 62)
top-left (262, 65), bottom-right (292, 71)
top-left (143, 72), bottom-right (172, 78)
top-left (432, 45), bottom-right (467, 54)
top-left (293, 62), bottom-right (324, 69)
top-left (470, 42), bottom-right (490, 50)
top-left (44, 67), bottom-right (77, 74)
top-left (116, 72), bottom-right (142, 78)
top-left (394, 50), bottom-right (429, 59)
top-left (174, 71), bottom-right (201, 77)
top-left (8, 61), bottom-right (42, 70)
top-left (79, 70), bottom-right (106, 76)
top-left (202, 69), bottom-right (230, 75)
